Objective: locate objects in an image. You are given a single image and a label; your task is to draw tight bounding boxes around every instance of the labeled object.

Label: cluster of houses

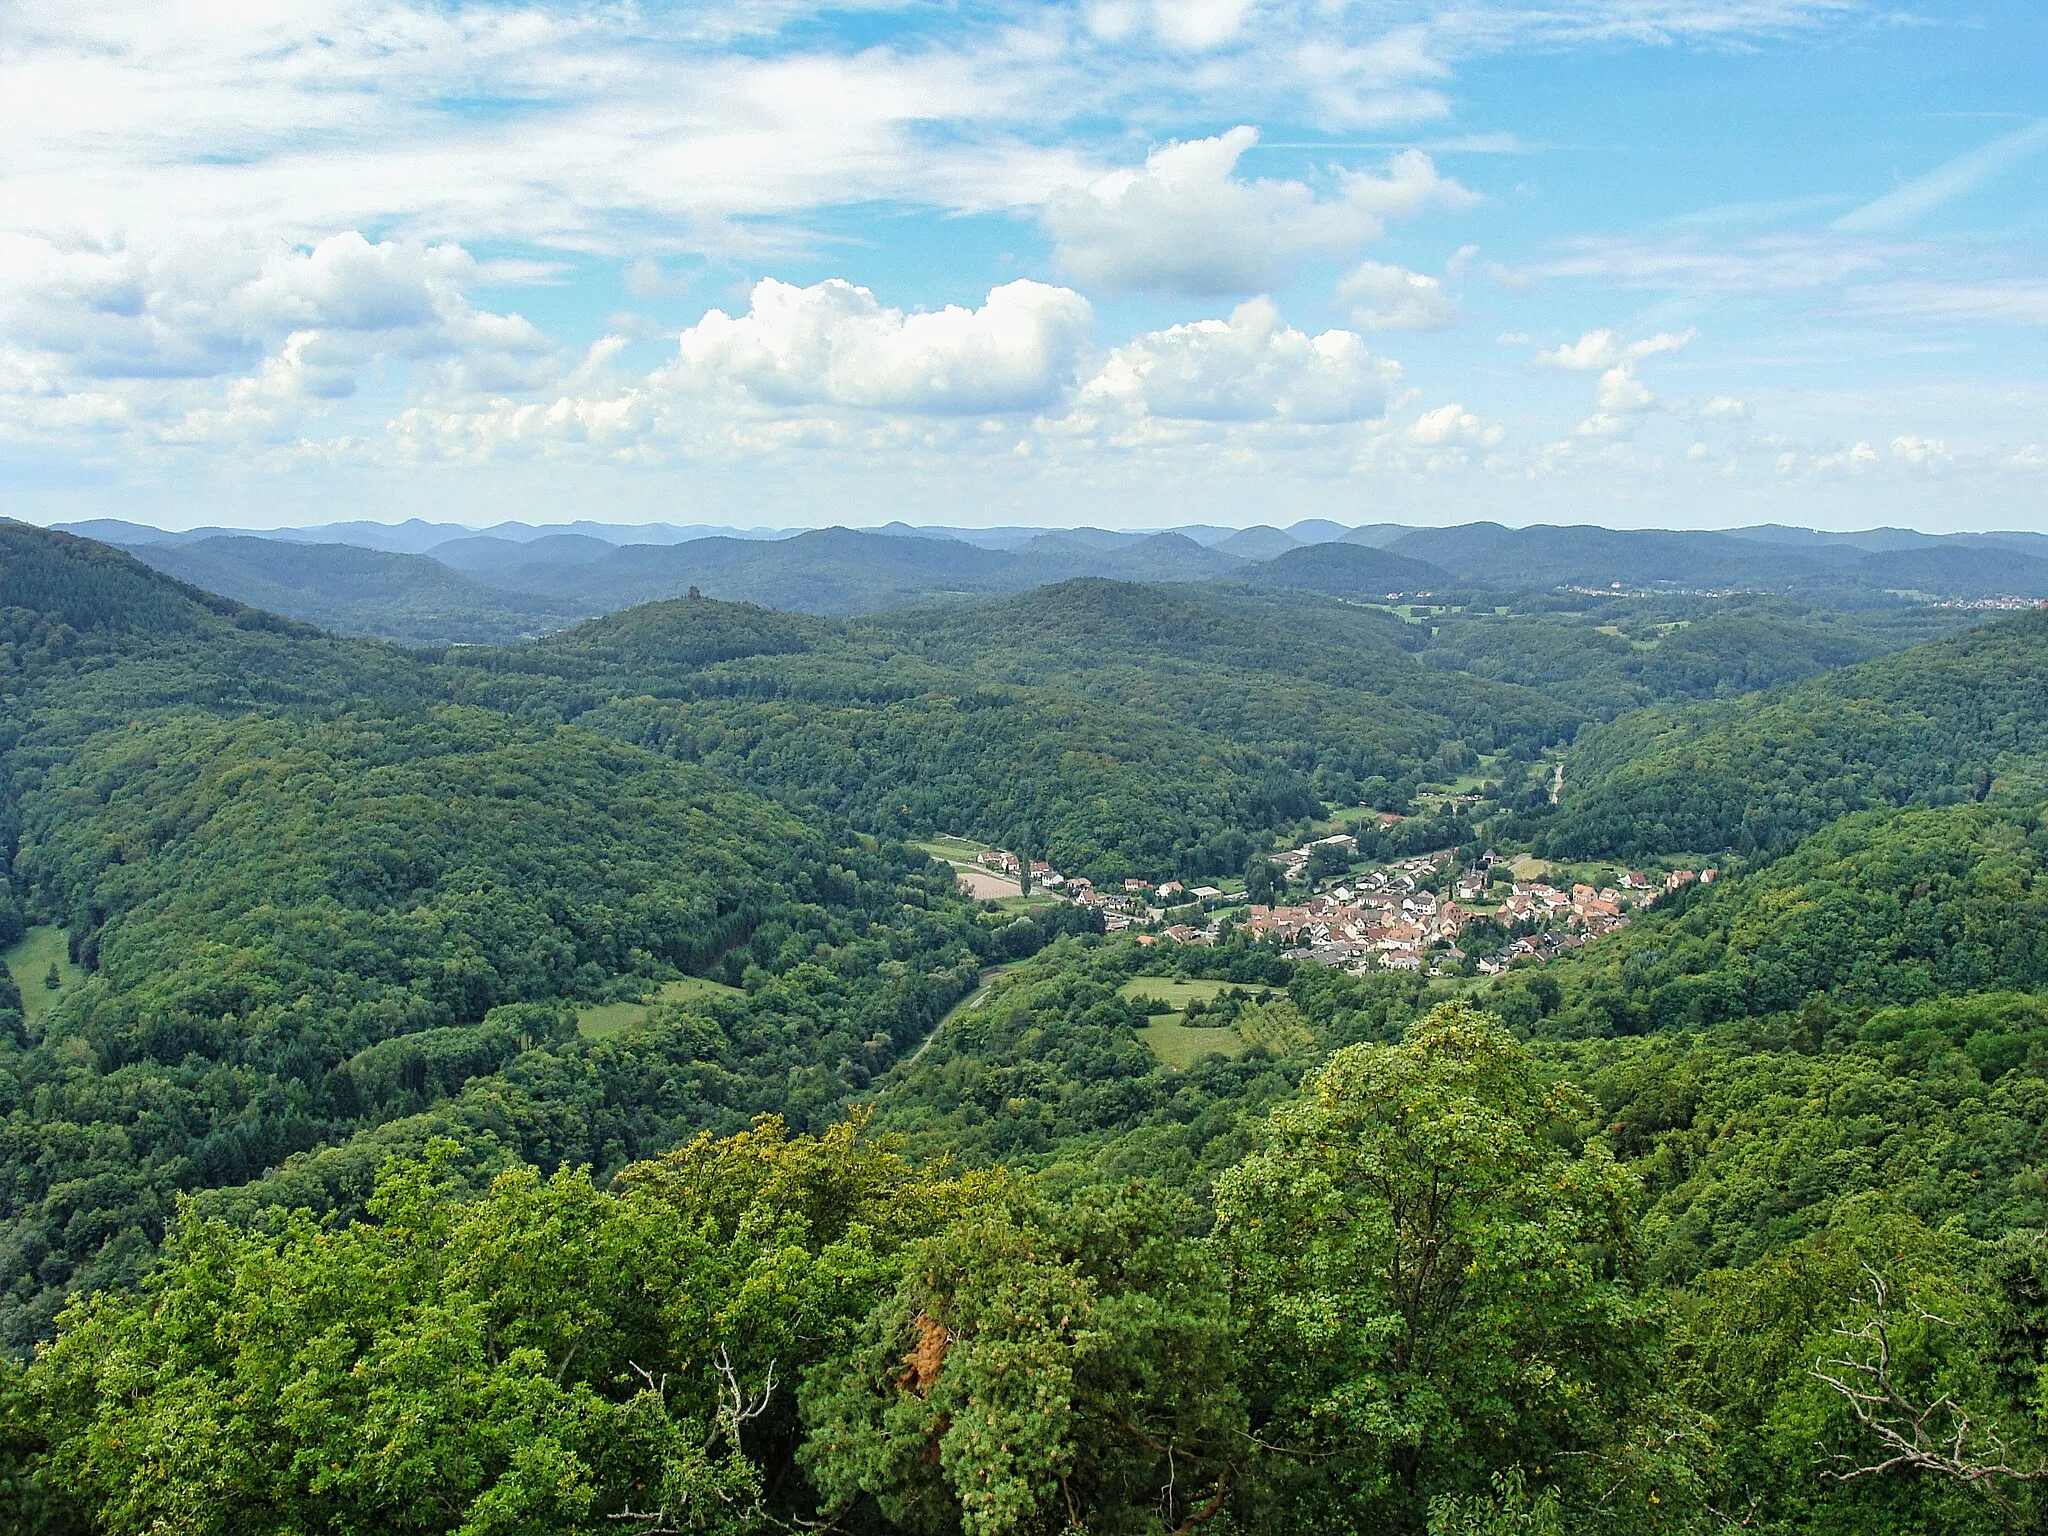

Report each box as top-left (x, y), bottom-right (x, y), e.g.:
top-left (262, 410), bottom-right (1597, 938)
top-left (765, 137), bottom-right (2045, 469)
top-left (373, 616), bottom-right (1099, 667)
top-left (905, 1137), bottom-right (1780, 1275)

top-left (975, 848), bottom-right (1067, 890)
top-left (1232, 854), bottom-right (1717, 978)
top-left (1240, 853), bottom-right (1466, 972)
top-left (1074, 876), bottom-right (1226, 933)
top-left (1472, 865), bottom-right (1715, 973)
top-left (956, 835), bottom-right (1715, 976)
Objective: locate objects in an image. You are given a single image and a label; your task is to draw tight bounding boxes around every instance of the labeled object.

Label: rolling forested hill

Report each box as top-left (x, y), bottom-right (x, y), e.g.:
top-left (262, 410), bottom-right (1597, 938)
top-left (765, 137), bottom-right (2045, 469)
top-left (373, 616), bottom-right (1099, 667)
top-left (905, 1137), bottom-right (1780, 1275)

top-left (17, 517), bottom-right (2048, 1535)
top-left (1544, 606), bottom-right (2048, 857)
top-left (440, 579), bottom-right (1581, 877)
top-left (123, 536), bottom-right (580, 644)
top-left (0, 524), bottom-right (1085, 1349)
top-left (1419, 596), bottom-right (1970, 720)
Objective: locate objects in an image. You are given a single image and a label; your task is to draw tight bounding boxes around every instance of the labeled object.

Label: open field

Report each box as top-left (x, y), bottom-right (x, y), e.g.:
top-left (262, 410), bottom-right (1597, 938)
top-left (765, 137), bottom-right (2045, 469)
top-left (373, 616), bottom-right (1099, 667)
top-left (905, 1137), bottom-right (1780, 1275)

top-left (1135, 1017), bottom-right (1244, 1067)
top-left (577, 975), bottom-right (744, 1040)
top-left (1118, 977), bottom-right (1234, 1009)
top-left (913, 834), bottom-right (990, 861)
top-left (1120, 978), bottom-right (1252, 1066)
top-left (956, 868), bottom-right (1021, 899)
top-left (4, 926), bottom-right (84, 1025)
top-left (911, 837), bottom-right (1024, 899)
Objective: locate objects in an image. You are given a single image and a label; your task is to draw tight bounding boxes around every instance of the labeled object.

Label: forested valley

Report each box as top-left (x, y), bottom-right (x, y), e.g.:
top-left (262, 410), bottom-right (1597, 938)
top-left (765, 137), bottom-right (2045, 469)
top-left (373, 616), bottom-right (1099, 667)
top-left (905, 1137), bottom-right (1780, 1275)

top-left (10, 518), bottom-right (2048, 1535)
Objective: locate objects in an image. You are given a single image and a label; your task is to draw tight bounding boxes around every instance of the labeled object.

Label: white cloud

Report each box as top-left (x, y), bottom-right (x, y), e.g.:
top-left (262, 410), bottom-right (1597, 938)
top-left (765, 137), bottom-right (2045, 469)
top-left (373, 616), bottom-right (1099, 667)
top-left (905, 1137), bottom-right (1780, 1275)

top-left (1535, 327), bottom-right (1697, 371)
top-left (1338, 260), bottom-right (1460, 331)
top-left (0, 0), bottom-right (1880, 272)
top-left (1813, 441), bottom-right (1878, 472)
top-left (2011, 444), bottom-right (2047, 471)
top-left (1085, 0), bottom-right (1257, 51)
top-left (1537, 326), bottom-right (1694, 439)
top-left (1890, 434), bottom-right (1952, 468)
top-left (1407, 403), bottom-right (1503, 448)
top-left (1575, 411), bottom-right (1631, 439)
top-left (1077, 298), bottom-right (1399, 423)
top-left (667, 278), bottom-right (1093, 415)
top-left (1595, 367), bottom-right (1656, 413)
top-left (0, 231), bottom-right (547, 388)
top-left (1701, 394), bottom-right (1749, 419)
top-left (0, 229), bottom-right (553, 448)
top-left (1538, 236), bottom-right (1885, 293)
top-left (1046, 128), bottom-right (1476, 296)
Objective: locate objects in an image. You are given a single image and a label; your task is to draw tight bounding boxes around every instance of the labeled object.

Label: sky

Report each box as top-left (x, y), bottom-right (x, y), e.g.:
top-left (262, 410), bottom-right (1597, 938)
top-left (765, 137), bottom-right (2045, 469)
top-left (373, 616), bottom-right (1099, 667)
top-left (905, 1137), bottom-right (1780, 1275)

top-left (1, 1), bottom-right (2044, 534)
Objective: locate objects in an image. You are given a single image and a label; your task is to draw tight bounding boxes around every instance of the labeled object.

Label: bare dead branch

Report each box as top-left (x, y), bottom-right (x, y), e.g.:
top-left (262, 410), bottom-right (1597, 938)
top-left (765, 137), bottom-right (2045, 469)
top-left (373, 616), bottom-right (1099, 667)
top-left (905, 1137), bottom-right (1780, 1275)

top-left (1811, 1266), bottom-right (2047, 1517)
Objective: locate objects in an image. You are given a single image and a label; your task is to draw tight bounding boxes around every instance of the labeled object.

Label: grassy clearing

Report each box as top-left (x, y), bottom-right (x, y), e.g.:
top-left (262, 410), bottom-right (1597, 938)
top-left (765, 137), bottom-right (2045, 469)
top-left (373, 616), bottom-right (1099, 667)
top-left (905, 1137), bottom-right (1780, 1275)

top-left (986, 891), bottom-right (1061, 912)
top-left (576, 975), bottom-right (744, 1040)
top-left (1118, 977), bottom-right (1233, 1009)
top-left (4, 926), bottom-right (84, 1025)
top-left (912, 835), bottom-right (992, 863)
top-left (1135, 1017), bottom-right (1244, 1067)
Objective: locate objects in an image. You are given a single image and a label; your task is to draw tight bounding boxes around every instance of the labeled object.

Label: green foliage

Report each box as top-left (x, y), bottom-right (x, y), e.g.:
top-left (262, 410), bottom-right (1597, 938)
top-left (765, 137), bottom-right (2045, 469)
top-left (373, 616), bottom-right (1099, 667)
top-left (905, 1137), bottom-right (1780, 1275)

top-left (1421, 598), bottom-right (1959, 722)
top-left (446, 580), bottom-right (1580, 881)
top-left (0, 526), bottom-right (1096, 1351)
top-left (801, 1186), bottom-right (1239, 1536)
top-left (1528, 803), bottom-right (2048, 1036)
top-left (1215, 1004), bottom-right (1658, 1532)
top-left (1547, 607), bottom-right (2048, 858)
top-left (19, 518), bottom-right (2048, 1535)
top-left (125, 535), bottom-right (583, 645)
top-left (18, 1120), bottom-right (982, 1535)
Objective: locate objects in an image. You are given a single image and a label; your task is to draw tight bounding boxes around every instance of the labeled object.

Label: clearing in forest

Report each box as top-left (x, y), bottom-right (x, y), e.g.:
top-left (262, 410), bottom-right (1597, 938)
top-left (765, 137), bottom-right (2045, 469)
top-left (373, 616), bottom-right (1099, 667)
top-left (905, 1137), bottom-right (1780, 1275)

top-left (576, 976), bottom-right (745, 1039)
top-left (4, 926), bottom-right (84, 1026)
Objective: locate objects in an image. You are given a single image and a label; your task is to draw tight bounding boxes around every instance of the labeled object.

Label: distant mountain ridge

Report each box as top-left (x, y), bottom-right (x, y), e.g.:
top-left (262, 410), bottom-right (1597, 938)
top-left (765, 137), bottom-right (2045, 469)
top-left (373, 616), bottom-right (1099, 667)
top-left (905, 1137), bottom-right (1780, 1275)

top-left (129, 536), bottom-right (582, 644)
top-left (78, 513), bottom-right (2048, 638)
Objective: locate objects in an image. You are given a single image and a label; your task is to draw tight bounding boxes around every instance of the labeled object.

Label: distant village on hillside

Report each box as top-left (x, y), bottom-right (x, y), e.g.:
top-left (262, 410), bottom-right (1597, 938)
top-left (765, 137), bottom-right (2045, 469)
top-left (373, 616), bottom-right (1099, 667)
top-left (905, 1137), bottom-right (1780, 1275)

top-left (953, 834), bottom-right (1714, 980)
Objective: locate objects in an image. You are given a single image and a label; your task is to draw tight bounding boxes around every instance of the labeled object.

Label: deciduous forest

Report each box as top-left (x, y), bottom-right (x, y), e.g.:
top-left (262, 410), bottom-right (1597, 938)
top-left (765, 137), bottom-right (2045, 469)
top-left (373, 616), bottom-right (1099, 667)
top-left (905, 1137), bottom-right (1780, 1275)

top-left (8, 519), bottom-right (2048, 1535)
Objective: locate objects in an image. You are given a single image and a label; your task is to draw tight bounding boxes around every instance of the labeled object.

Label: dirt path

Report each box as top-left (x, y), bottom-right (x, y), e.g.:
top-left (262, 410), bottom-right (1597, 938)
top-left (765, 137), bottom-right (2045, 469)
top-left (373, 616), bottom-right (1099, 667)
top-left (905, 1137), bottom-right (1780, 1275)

top-left (904, 963), bottom-right (1012, 1066)
top-left (1550, 760), bottom-right (1564, 805)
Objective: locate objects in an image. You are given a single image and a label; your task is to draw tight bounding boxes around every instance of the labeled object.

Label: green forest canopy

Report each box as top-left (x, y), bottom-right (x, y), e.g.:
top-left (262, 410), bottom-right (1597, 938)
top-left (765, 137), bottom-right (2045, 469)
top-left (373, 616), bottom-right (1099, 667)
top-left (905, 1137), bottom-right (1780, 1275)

top-left (9, 520), bottom-right (2048, 1533)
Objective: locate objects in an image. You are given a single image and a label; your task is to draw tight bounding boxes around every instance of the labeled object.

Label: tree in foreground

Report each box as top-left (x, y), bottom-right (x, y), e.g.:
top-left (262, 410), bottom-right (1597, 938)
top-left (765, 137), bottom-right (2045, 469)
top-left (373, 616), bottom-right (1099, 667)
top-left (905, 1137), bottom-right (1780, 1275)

top-left (1214, 1002), bottom-right (1664, 1533)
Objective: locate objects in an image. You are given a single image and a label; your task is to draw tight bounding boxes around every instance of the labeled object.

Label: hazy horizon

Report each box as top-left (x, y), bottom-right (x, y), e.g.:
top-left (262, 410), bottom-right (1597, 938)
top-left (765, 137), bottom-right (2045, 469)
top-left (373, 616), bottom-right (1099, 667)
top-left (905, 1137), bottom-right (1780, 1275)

top-left (21, 510), bottom-right (2048, 544)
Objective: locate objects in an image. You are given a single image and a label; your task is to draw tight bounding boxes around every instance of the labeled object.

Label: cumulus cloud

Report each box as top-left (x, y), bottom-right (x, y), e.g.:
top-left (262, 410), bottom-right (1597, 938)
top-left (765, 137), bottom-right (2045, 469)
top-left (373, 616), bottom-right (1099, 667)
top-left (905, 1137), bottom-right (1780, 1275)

top-left (1701, 394), bottom-right (1749, 420)
top-left (1406, 403), bottom-right (1503, 448)
top-left (0, 230), bottom-right (553, 450)
top-left (667, 278), bottom-right (1093, 414)
top-left (1076, 297), bottom-right (1399, 423)
top-left (1535, 327), bottom-right (1698, 371)
top-left (1338, 260), bottom-right (1459, 331)
top-left (1594, 368), bottom-right (1656, 413)
top-left (1535, 326), bottom-right (1696, 439)
top-left (1810, 441), bottom-right (1880, 472)
top-left (1890, 434), bottom-right (1952, 468)
top-left (1046, 127), bottom-right (1476, 296)
top-left (0, 231), bottom-right (549, 389)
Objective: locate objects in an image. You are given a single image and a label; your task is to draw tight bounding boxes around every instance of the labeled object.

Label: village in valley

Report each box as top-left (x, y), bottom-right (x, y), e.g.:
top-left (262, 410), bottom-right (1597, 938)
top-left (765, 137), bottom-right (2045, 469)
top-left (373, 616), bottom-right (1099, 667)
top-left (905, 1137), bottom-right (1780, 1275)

top-left (924, 829), bottom-right (1715, 980)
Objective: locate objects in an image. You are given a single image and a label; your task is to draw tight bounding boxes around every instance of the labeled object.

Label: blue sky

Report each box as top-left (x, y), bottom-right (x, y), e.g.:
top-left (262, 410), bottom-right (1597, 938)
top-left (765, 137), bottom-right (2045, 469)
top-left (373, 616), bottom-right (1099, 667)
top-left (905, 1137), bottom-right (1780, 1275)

top-left (2, 0), bottom-right (2043, 532)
